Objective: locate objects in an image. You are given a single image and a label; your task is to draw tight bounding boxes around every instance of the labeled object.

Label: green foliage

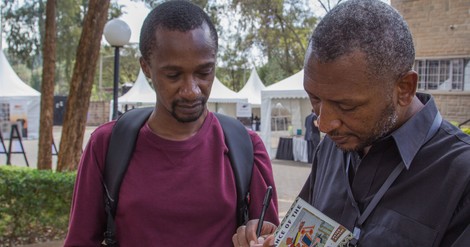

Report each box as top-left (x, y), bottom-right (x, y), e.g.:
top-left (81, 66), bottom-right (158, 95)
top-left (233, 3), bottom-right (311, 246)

top-left (449, 121), bottom-right (470, 135)
top-left (2, 0), bottom-right (44, 70)
top-left (462, 128), bottom-right (470, 135)
top-left (3, 0), bottom-right (319, 97)
top-left (127, 0), bottom-right (318, 88)
top-left (258, 61), bottom-right (292, 86)
top-left (223, 0), bottom-right (317, 86)
top-left (92, 44), bottom-right (142, 101)
top-left (55, 0), bottom-right (86, 91)
top-left (0, 166), bottom-right (76, 246)
top-left (1, 0), bottom-right (124, 96)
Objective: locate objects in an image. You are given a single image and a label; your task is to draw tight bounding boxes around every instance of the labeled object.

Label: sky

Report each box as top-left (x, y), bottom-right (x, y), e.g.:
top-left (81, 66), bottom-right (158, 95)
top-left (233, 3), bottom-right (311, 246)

top-left (111, 0), bottom-right (150, 45)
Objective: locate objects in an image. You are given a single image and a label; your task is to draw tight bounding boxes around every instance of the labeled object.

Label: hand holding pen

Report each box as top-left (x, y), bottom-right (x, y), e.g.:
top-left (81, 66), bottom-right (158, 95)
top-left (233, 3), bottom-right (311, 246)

top-left (256, 186), bottom-right (273, 238)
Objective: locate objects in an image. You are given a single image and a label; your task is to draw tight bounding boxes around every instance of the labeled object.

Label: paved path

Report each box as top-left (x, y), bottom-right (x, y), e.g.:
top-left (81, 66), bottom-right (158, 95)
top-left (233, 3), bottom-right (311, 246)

top-left (0, 126), bottom-right (95, 169)
top-left (16, 240), bottom-right (64, 247)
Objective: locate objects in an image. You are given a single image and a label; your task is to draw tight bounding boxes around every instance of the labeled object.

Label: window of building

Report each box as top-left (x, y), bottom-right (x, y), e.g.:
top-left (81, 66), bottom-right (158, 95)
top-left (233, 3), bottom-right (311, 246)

top-left (271, 102), bottom-right (292, 131)
top-left (414, 58), bottom-right (466, 91)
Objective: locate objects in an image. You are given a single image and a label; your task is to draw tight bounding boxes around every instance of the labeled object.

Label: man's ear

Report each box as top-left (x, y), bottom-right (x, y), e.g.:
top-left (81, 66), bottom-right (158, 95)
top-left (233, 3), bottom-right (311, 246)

top-left (396, 70), bottom-right (418, 106)
top-left (140, 57), bottom-right (151, 79)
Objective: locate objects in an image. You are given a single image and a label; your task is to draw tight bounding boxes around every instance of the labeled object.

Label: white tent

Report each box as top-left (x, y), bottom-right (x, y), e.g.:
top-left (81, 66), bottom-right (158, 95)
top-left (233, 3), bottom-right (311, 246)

top-left (238, 68), bottom-right (265, 119)
top-left (109, 68), bottom-right (156, 120)
top-left (260, 69), bottom-right (311, 158)
top-left (0, 50), bottom-right (41, 139)
top-left (118, 68), bottom-right (156, 108)
top-left (110, 74), bottom-right (247, 119)
top-left (238, 68), bottom-right (266, 107)
top-left (207, 77), bottom-right (247, 117)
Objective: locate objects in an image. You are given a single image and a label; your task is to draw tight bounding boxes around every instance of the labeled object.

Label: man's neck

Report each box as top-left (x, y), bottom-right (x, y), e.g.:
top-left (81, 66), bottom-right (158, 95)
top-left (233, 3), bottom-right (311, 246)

top-left (147, 108), bottom-right (208, 141)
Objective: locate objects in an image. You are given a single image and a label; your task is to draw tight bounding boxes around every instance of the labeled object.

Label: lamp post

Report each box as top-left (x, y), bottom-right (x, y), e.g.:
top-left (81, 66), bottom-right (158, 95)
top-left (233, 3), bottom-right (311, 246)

top-left (103, 19), bottom-right (131, 120)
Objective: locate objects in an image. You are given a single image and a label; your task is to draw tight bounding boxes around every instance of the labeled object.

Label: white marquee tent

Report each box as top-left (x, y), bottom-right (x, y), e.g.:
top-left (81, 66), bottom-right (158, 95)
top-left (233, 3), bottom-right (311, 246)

top-left (110, 73), bottom-right (247, 119)
top-left (208, 77), bottom-right (247, 117)
top-left (118, 68), bottom-right (156, 108)
top-left (238, 68), bottom-right (266, 107)
top-left (237, 68), bottom-right (265, 119)
top-left (260, 69), bottom-right (311, 158)
top-left (109, 68), bottom-right (156, 120)
top-left (0, 50), bottom-right (41, 139)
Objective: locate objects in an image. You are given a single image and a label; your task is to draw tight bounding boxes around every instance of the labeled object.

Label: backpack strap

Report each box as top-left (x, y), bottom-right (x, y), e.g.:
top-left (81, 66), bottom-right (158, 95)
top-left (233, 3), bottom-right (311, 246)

top-left (214, 113), bottom-right (254, 226)
top-left (102, 109), bottom-right (254, 245)
top-left (103, 107), bottom-right (153, 246)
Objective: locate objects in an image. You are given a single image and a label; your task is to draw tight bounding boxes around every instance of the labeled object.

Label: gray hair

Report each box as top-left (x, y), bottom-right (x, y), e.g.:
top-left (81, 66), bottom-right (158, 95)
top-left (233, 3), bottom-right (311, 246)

top-left (307, 0), bottom-right (415, 82)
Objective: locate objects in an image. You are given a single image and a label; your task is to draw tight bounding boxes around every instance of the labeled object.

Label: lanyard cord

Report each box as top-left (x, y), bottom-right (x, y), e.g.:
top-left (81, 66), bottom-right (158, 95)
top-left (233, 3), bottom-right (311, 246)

top-left (349, 112), bottom-right (442, 244)
top-left (351, 161), bottom-right (404, 240)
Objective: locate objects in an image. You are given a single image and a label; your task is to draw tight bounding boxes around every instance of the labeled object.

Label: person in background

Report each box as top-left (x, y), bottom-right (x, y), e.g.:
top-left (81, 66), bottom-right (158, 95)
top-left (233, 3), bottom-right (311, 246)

top-left (64, 1), bottom-right (278, 246)
top-left (233, 0), bottom-right (470, 246)
top-left (304, 110), bottom-right (320, 163)
top-left (254, 115), bottom-right (261, 131)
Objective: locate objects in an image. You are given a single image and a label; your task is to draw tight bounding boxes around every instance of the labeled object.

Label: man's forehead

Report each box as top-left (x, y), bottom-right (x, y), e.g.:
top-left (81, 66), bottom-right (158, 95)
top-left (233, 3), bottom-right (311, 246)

top-left (155, 22), bottom-right (210, 37)
top-left (153, 24), bottom-right (214, 49)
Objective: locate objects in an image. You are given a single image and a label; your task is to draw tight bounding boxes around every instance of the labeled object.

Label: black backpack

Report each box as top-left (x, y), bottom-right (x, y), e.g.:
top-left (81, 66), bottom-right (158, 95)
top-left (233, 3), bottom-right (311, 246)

top-left (102, 107), bottom-right (254, 246)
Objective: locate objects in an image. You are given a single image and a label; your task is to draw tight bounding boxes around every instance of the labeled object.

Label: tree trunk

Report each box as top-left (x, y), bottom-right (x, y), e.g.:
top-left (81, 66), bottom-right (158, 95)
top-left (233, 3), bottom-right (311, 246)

top-left (56, 0), bottom-right (110, 172)
top-left (37, 0), bottom-right (56, 170)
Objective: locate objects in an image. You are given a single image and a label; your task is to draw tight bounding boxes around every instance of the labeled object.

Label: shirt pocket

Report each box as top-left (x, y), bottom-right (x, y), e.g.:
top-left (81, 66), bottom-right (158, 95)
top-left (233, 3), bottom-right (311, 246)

top-left (359, 207), bottom-right (438, 247)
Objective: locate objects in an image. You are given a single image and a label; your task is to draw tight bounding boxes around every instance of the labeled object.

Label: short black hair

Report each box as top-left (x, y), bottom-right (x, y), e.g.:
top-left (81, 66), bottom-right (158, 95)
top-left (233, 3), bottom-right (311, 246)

top-left (139, 0), bottom-right (218, 63)
top-left (307, 0), bottom-right (415, 82)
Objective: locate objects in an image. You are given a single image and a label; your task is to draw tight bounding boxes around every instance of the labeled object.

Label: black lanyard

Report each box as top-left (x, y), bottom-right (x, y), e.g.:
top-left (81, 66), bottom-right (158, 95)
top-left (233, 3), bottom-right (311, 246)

top-left (347, 159), bottom-right (404, 246)
top-left (347, 112), bottom-right (442, 246)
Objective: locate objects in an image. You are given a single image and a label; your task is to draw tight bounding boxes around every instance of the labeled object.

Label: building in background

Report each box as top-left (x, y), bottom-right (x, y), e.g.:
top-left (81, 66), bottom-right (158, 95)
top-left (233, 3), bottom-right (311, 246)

top-left (392, 0), bottom-right (470, 125)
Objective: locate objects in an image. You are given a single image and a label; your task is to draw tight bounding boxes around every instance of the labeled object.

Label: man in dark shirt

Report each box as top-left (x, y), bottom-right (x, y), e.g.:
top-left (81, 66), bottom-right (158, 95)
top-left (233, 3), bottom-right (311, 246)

top-left (304, 110), bottom-right (320, 163)
top-left (232, 0), bottom-right (470, 246)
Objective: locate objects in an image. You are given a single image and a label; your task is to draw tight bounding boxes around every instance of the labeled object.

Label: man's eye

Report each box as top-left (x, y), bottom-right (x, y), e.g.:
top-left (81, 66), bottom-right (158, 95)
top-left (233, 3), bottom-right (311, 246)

top-left (167, 73), bottom-right (179, 79)
top-left (198, 69), bottom-right (212, 76)
top-left (310, 96), bottom-right (320, 105)
top-left (339, 105), bottom-right (356, 112)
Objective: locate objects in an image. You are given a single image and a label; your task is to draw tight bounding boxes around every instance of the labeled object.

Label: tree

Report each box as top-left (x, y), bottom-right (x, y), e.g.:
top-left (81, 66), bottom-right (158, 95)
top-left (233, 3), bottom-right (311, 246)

top-left (317, 0), bottom-right (344, 12)
top-left (229, 0), bottom-right (317, 85)
top-left (2, 0), bottom-right (45, 90)
top-left (55, 1), bottom-right (123, 95)
top-left (56, 0), bottom-right (110, 171)
top-left (2, 0), bottom-right (123, 95)
top-left (93, 44), bottom-right (142, 101)
top-left (54, 0), bottom-right (86, 95)
top-left (37, 0), bottom-right (56, 170)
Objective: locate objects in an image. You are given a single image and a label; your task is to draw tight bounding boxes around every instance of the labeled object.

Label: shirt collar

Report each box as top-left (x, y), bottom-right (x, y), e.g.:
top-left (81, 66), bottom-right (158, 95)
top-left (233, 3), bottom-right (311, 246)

top-left (391, 93), bottom-right (440, 169)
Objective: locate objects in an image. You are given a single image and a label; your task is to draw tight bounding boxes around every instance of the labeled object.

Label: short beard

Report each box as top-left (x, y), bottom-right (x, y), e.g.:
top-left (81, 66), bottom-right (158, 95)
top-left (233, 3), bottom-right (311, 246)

top-left (171, 97), bottom-right (207, 123)
top-left (355, 99), bottom-right (398, 152)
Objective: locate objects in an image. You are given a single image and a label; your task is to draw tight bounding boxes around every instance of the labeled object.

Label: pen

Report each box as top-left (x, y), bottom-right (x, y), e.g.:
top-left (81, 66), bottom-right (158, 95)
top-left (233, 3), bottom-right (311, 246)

top-left (256, 186), bottom-right (273, 238)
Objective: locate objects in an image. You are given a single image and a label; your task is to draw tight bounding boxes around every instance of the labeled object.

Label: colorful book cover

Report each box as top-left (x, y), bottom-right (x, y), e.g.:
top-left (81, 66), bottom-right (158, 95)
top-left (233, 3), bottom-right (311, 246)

top-left (274, 197), bottom-right (354, 247)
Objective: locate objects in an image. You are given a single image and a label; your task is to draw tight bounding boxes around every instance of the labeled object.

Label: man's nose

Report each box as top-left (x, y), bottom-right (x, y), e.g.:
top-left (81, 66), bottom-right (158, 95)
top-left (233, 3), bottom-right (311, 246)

top-left (180, 76), bottom-right (201, 99)
top-left (317, 105), bottom-right (341, 133)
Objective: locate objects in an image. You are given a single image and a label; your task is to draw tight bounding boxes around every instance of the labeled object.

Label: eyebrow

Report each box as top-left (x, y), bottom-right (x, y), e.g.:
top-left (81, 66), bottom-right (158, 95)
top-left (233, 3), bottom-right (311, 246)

top-left (160, 62), bottom-right (215, 71)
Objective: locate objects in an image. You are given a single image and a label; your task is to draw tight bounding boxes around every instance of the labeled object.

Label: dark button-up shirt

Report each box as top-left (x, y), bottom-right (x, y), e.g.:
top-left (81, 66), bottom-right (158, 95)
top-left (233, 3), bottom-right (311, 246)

top-left (299, 93), bottom-right (470, 246)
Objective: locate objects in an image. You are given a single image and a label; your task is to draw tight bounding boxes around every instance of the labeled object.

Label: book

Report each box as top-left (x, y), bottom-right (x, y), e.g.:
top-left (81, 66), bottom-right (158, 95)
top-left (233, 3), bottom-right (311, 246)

top-left (274, 197), bottom-right (354, 247)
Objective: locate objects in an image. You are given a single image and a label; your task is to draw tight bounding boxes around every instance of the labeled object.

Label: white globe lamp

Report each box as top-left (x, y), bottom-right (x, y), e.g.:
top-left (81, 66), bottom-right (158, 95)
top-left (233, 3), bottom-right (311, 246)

top-left (103, 19), bottom-right (131, 120)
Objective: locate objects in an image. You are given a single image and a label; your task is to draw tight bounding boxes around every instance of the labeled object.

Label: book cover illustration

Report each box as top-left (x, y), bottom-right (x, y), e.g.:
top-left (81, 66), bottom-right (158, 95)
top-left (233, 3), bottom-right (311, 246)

top-left (274, 197), bottom-right (353, 247)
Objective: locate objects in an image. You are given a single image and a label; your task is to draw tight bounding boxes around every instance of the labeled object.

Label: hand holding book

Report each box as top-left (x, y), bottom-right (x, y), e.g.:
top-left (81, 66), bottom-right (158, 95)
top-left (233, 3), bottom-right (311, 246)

top-left (274, 197), bottom-right (353, 247)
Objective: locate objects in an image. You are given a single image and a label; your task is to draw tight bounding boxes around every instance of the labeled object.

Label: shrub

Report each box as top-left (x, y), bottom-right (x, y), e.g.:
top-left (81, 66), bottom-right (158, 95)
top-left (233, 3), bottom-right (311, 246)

top-left (450, 121), bottom-right (470, 135)
top-left (461, 128), bottom-right (470, 135)
top-left (0, 166), bottom-right (76, 246)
